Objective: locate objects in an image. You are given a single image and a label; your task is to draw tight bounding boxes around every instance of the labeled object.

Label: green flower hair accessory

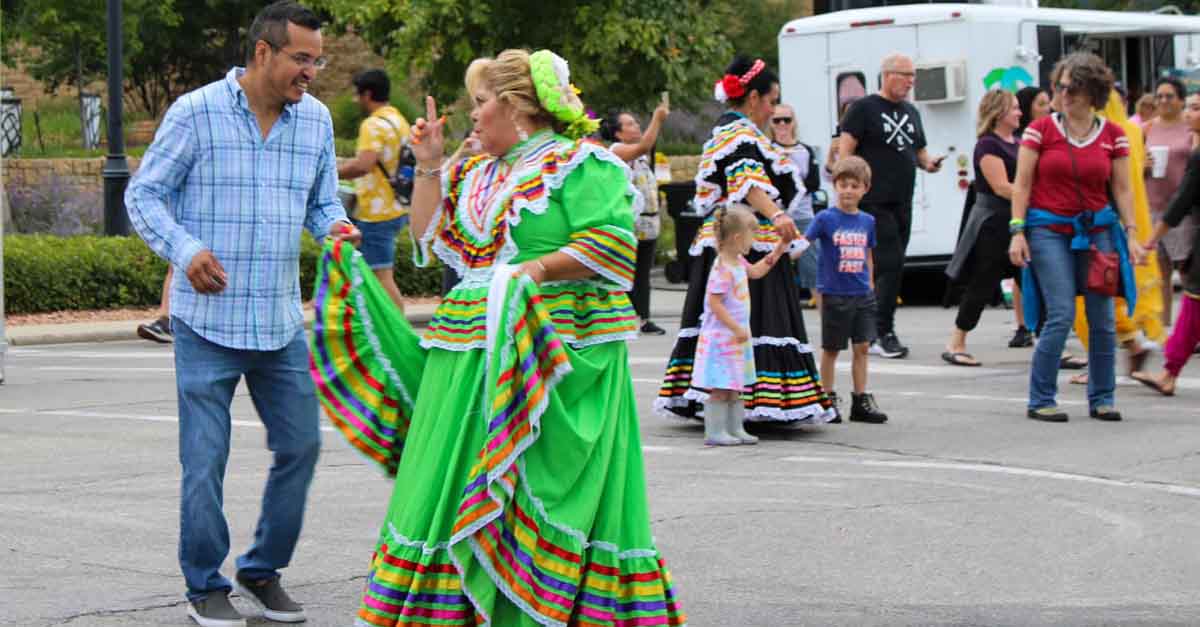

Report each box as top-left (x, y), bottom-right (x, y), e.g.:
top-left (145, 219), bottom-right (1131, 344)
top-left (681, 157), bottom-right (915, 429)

top-left (530, 50), bottom-right (597, 139)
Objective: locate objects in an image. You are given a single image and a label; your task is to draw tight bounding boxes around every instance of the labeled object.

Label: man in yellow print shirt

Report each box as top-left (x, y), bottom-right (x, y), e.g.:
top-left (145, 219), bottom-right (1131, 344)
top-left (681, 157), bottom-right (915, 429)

top-left (337, 69), bottom-right (410, 308)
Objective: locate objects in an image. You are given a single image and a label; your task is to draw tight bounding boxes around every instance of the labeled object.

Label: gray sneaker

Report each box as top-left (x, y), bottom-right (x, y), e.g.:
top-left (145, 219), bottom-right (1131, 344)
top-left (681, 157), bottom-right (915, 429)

top-left (187, 591), bottom-right (246, 627)
top-left (235, 574), bottom-right (306, 623)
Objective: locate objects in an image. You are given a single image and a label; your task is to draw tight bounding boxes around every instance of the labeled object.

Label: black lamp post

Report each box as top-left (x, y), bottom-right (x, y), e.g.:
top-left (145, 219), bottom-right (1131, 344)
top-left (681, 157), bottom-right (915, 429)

top-left (102, 0), bottom-right (131, 236)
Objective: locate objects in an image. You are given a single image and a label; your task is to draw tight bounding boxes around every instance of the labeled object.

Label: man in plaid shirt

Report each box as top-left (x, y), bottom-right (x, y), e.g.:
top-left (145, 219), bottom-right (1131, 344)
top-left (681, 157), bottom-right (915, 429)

top-left (125, 2), bottom-right (359, 625)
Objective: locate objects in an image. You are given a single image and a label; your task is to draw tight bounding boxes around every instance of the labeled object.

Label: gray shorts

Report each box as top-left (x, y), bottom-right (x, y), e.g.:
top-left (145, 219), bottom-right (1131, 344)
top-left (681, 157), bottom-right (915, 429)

top-left (821, 293), bottom-right (877, 351)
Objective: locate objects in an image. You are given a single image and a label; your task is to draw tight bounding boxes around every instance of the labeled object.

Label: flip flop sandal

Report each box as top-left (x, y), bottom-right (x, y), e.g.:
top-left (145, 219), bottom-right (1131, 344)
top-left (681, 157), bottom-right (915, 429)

top-left (941, 351), bottom-right (981, 367)
top-left (1069, 372), bottom-right (1088, 385)
top-left (1131, 372), bottom-right (1175, 397)
top-left (1127, 349), bottom-right (1151, 376)
top-left (1059, 355), bottom-right (1088, 370)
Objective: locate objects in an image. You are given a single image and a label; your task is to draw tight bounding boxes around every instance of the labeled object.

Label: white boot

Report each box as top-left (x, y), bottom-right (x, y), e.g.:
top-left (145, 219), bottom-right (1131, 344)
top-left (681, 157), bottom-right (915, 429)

top-left (703, 401), bottom-right (740, 446)
top-left (726, 397), bottom-right (759, 444)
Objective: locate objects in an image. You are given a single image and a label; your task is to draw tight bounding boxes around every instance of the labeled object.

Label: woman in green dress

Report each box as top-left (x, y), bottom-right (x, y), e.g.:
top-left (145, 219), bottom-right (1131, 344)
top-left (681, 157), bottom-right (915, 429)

top-left (310, 49), bottom-right (686, 627)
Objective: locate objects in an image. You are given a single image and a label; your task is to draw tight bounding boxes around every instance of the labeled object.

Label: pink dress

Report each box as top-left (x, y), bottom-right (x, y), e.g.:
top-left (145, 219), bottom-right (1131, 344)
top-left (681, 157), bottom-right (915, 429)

top-left (1144, 119), bottom-right (1197, 262)
top-left (690, 257), bottom-right (755, 395)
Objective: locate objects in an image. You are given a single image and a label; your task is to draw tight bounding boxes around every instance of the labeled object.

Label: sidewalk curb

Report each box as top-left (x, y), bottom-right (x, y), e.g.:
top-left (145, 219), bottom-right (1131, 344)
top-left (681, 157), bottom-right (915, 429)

top-left (6, 306), bottom-right (687, 347)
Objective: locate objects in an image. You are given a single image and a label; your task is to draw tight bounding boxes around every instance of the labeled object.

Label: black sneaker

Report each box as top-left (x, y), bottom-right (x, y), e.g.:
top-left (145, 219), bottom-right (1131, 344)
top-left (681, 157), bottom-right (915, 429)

top-left (870, 333), bottom-right (909, 359)
top-left (826, 392), bottom-right (842, 423)
top-left (1027, 406), bottom-right (1068, 422)
top-left (234, 574), bottom-right (305, 623)
top-left (1089, 405), bottom-right (1123, 422)
top-left (1008, 326), bottom-right (1034, 348)
top-left (849, 392), bottom-right (888, 423)
top-left (187, 591), bottom-right (246, 627)
top-left (137, 317), bottom-right (173, 344)
top-left (640, 320), bottom-right (667, 336)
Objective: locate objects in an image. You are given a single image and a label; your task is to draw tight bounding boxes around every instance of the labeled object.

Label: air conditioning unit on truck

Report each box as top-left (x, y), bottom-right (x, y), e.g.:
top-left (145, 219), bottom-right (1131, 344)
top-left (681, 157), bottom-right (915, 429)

top-left (779, 2), bottom-right (1200, 271)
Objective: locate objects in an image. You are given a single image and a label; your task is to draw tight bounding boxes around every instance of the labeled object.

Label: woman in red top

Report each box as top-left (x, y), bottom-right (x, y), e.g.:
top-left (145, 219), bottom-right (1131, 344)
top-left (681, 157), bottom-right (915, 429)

top-left (1008, 52), bottom-right (1146, 423)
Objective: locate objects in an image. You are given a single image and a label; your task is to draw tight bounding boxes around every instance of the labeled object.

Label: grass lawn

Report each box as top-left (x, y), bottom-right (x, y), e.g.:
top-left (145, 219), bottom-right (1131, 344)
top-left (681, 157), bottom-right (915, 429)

top-left (15, 96), bottom-right (151, 159)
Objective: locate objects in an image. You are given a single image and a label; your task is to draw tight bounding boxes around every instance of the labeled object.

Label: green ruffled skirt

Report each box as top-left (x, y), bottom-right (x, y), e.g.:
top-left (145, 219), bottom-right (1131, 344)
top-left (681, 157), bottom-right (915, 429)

top-left (310, 241), bottom-right (686, 626)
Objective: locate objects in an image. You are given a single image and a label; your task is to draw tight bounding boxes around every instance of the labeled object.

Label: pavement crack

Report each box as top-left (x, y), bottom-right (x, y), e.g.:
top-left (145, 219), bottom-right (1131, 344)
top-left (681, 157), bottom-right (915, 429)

top-left (50, 598), bottom-right (185, 626)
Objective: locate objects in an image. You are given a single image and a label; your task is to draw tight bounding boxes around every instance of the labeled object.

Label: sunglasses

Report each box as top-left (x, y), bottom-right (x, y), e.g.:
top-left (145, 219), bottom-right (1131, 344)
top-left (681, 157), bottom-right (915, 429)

top-left (1054, 81), bottom-right (1078, 94)
top-left (771, 117), bottom-right (793, 124)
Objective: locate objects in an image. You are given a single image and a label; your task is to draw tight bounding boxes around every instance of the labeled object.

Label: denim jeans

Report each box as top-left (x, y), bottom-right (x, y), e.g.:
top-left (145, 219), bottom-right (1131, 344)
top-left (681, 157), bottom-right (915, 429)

top-left (173, 319), bottom-right (321, 601)
top-left (1027, 226), bottom-right (1117, 411)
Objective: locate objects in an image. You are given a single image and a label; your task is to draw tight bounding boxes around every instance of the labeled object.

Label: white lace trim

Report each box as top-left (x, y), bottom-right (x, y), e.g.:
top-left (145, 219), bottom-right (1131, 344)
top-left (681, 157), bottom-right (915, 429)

top-left (688, 233), bottom-right (782, 256)
top-left (677, 326), bottom-right (700, 339)
top-left (753, 336), bottom-right (814, 352)
top-left (655, 392), bottom-right (835, 424)
top-left (746, 403), bottom-right (837, 424)
top-left (694, 118), bottom-right (806, 216)
top-left (346, 258), bottom-right (414, 409)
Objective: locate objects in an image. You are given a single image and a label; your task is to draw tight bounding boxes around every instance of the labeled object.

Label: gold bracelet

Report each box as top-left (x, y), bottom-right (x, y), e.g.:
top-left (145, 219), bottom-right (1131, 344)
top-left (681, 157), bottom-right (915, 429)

top-left (415, 165), bottom-right (442, 179)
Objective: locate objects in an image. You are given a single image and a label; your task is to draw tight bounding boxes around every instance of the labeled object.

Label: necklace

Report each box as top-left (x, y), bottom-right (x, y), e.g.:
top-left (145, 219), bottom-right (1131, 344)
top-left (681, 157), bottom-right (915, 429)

top-left (1061, 113), bottom-right (1095, 142)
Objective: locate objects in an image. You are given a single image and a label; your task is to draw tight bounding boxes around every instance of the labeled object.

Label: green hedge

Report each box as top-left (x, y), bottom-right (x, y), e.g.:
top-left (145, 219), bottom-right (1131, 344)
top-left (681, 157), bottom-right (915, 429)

top-left (3, 231), bottom-right (444, 314)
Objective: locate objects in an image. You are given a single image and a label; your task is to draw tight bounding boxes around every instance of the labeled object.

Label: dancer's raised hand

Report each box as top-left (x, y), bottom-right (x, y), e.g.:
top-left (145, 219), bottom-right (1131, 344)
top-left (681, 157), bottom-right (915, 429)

top-left (412, 95), bottom-right (446, 165)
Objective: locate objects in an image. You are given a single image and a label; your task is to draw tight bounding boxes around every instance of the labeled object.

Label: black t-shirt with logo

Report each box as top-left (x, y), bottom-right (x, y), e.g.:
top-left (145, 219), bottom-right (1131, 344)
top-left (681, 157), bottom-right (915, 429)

top-left (840, 94), bottom-right (927, 205)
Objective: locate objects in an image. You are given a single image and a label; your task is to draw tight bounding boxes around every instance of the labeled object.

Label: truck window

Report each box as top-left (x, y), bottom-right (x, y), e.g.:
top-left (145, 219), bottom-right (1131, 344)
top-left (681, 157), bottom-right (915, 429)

top-left (835, 71), bottom-right (867, 131)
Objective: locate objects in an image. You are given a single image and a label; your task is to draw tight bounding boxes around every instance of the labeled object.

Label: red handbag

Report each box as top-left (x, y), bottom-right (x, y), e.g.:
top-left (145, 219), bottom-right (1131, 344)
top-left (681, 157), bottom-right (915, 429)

top-left (1087, 245), bottom-right (1120, 297)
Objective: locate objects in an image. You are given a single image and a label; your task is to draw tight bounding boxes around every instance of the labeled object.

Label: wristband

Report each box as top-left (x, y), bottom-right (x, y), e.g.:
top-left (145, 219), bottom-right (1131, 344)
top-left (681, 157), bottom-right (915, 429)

top-left (1008, 218), bottom-right (1026, 235)
top-left (415, 165), bottom-right (442, 179)
top-left (771, 213), bottom-right (789, 223)
top-left (534, 259), bottom-right (548, 275)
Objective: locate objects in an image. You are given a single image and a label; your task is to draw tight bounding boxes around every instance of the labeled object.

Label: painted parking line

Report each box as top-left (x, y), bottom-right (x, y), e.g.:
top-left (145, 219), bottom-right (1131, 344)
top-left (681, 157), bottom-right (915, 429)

top-left (0, 407), bottom-right (677, 454)
top-left (38, 366), bottom-right (174, 373)
top-left (780, 454), bottom-right (1200, 499)
top-left (11, 349), bottom-right (174, 359)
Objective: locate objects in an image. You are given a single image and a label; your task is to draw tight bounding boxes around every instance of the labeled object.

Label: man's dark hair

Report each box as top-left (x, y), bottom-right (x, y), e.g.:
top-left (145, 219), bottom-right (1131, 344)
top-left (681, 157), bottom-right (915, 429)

top-left (353, 69), bottom-right (391, 103)
top-left (246, 1), bottom-right (322, 65)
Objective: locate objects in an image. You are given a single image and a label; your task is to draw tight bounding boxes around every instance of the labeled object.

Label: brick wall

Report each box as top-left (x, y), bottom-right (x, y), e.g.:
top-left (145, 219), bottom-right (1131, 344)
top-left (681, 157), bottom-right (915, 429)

top-left (3, 158), bottom-right (141, 198)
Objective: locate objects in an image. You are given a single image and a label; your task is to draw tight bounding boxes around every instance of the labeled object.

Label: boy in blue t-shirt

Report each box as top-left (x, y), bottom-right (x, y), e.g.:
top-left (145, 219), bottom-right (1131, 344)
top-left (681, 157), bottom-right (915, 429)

top-left (804, 156), bottom-right (888, 424)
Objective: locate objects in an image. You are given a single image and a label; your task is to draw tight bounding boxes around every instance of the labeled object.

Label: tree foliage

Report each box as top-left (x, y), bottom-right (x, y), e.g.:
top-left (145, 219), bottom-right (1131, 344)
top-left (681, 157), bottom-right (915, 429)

top-left (311, 0), bottom-right (740, 113)
top-left (2, 0), bottom-right (274, 118)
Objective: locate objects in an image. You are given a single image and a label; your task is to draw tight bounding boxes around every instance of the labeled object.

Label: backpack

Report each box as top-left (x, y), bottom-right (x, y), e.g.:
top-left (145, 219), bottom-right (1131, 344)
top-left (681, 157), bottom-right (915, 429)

top-left (375, 116), bottom-right (416, 206)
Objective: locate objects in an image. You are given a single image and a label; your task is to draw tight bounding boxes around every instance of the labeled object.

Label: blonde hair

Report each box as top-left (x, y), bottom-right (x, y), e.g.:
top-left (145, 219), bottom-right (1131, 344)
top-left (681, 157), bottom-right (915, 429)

top-left (831, 155), bottom-right (872, 189)
top-left (465, 49), bottom-right (579, 133)
top-left (712, 204), bottom-right (757, 253)
top-left (976, 89), bottom-right (1015, 137)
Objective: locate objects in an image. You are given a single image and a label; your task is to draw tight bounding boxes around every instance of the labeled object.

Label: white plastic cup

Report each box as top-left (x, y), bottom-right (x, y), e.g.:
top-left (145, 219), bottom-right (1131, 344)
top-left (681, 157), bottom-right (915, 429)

top-left (1149, 145), bottom-right (1169, 179)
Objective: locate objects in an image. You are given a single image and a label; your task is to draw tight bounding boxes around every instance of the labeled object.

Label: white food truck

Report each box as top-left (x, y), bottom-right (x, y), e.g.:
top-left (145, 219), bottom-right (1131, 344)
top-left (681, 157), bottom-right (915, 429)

top-left (778, 3), bottom-right (1200, 270)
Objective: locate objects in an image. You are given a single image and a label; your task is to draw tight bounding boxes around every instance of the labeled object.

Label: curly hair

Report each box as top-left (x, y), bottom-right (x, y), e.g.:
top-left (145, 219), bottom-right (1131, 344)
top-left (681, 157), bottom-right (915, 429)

top-left (465, 49), bottom-right (581, 134)
top-left (1053, 52), bottom-right (1113, 109)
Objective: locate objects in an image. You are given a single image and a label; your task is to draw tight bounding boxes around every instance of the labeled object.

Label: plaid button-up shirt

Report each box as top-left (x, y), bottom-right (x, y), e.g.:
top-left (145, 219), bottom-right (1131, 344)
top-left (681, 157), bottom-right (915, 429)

top-left (126, 67), bottom-right (347, 350)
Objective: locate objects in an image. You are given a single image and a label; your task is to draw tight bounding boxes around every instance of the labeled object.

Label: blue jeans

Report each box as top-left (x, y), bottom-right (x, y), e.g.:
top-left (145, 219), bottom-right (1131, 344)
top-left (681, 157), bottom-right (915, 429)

top-left (1027, 226), bottom-right (1117, 411)
top-left (173, 319), bottom-right (321, 601)
top-left (352, 215), bottom-right (409, 270)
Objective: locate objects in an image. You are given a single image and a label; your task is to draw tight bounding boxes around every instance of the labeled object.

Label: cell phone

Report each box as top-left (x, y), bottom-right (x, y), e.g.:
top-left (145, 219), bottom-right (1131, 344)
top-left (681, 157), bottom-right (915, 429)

top-left (660, 91), bottom-right (670, 108)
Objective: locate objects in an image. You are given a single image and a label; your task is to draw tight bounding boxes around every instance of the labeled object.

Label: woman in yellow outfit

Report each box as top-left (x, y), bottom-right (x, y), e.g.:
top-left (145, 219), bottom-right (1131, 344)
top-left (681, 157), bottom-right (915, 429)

top-left (1069, 89), bottom-right (1165, 385)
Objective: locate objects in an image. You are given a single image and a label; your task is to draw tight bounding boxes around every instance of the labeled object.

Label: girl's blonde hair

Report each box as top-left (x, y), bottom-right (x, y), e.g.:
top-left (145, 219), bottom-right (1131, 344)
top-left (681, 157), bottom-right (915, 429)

top-left (465, 49), bottom-right (572, 132)
top-left (976, 88), bottom-right (1015, 137)
top-left (712, 204), bottom-right (757, 253)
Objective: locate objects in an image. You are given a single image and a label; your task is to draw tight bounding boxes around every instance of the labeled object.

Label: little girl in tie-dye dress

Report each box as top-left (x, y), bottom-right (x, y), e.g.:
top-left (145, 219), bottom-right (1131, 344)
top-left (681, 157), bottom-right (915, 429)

top-left (689, 204), bottom-right (790, 446)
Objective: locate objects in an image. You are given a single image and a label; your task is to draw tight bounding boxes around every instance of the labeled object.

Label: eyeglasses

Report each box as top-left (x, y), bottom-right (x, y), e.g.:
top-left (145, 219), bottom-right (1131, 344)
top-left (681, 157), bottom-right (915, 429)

top-left (771, 117), bottom-right (793, 124)
top-left (1054, 81), bottom-right (1077, 94)
top-left (266, 41), bottom-right (328, 70)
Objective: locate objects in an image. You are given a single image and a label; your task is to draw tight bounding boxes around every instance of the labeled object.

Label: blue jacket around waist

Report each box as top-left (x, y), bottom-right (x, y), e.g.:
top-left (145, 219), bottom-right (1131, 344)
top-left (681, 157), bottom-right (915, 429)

top-left (1020, 206), bottom-right (1135, 330)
